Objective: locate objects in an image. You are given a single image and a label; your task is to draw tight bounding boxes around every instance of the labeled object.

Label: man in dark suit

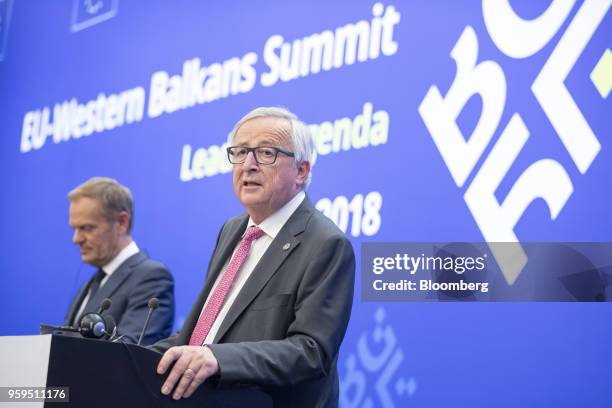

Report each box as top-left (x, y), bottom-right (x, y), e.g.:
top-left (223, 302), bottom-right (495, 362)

top-left (66, 177), bottom-right (174, 345)
top-left (154, 107), bottom-right (355, 407)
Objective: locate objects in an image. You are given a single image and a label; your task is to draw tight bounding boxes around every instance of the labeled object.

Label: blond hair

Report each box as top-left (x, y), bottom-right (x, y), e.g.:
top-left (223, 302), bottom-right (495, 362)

top-left (68, 177), bottom-right (134, 233)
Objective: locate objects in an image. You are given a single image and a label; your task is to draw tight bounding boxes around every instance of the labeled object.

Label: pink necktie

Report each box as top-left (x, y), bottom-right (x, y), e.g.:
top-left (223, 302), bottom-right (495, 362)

top-left (189, 226), bottom-right (265, 346)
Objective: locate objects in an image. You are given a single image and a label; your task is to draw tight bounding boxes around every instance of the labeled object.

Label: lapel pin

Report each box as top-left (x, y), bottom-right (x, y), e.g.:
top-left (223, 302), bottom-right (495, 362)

top-left (282, 243), bottom-right (291, 251)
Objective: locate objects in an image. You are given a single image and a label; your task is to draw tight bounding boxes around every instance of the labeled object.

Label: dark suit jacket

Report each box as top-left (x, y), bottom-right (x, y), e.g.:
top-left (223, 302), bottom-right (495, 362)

top-left (65, 251), bottom-right (175, 345)
top-left (151, 197), bottom-right (355, 407)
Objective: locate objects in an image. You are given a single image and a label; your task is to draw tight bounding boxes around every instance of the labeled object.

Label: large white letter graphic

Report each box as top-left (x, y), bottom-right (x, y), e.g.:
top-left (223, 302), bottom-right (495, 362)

top-left (532, 0), bottom-right (610, 173)
top-left (418, 26), bottom-right (506, 187)
top-left (483, 0), bottom-right (576, 59)
top-left (419, 0), bottom-right (607, 285)
top-left (464, 114), bottom-right (574, 285)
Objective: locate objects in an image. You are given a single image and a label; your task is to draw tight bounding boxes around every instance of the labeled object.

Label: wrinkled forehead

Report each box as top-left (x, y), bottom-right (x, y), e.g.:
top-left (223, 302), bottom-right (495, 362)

top-left (233, 117), bottom-right (293, 147)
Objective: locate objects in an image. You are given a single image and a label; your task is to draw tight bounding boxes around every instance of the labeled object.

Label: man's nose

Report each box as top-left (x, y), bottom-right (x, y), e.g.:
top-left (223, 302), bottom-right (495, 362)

top-left (242, 150), bottom-right (260, 169)
top-left (72, 230), bottom-right (83, 244)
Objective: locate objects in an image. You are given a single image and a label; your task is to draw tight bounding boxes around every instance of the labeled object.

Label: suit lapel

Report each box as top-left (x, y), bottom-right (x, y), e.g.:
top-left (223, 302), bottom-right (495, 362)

top-left (213, 199), bottom-right (313, 343)
top-left (87, 252), bottom-right (147, 311)
top-left (65, 278), bottom-right (92, 325)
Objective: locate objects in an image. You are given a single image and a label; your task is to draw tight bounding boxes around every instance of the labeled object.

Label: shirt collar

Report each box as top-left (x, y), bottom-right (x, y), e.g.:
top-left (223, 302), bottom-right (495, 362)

top-left (101, 240), bottom-right (140, 276)
top-left (246, 191), bottom-right (305, 239)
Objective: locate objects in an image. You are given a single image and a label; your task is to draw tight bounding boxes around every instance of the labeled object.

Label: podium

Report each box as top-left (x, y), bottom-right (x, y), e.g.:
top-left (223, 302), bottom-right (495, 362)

top-left (0, 334), bottom-right (272, 407)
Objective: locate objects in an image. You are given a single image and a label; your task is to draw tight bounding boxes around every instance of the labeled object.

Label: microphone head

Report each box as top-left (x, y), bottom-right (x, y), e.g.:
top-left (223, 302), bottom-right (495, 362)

top-left (99, 298), bottom-right (112, 312)
top-left (148, 297), bottom-right (160, 309)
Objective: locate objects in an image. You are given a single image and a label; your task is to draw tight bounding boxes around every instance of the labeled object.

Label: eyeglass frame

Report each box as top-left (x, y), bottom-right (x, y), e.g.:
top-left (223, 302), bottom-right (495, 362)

top-left (226, 145), bottom-right (296, 165)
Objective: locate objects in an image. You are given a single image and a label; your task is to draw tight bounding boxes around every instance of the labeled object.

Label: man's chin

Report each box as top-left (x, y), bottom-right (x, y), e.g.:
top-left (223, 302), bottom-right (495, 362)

top-left (239, 192), bottom-right (263, 206)
top-left (240, 186), bottom-right (263, 197)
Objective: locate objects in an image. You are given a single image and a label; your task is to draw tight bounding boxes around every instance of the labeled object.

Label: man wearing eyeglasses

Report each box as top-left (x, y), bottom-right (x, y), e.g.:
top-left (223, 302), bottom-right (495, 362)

top-left (153, 107), bottom-right (355, 407)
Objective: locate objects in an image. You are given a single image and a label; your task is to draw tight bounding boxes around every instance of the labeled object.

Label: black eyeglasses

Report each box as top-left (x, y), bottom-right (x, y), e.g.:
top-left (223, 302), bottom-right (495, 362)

top-left (226, 146), bottom-right (295, 165)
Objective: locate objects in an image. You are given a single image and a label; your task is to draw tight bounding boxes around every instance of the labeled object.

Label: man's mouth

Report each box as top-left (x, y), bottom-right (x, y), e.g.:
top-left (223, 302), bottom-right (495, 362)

top-left (243, 180), bottom-right (261, 187)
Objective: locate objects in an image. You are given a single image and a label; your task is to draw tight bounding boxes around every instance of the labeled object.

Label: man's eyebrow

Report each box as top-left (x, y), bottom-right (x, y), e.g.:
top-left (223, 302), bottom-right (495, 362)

top-left (73, 223), bottom-right (95, 228)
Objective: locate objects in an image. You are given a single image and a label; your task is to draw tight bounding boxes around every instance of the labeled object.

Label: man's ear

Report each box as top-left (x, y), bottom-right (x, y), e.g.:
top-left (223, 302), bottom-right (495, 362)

top-left (116, 211), bottom-right (130, 234)
top-left (296, 161), bottom-right (311, 187)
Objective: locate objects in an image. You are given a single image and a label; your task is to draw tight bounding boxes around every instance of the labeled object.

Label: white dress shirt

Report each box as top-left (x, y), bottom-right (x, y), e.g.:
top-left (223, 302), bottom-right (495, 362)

top-left (201, 191), bottom-right (306, 344)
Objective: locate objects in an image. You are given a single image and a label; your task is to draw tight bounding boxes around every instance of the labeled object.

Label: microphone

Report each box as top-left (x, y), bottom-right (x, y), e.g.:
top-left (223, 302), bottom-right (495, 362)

top-left (40, 299), bottom-right (115, 339)
top-left (96, 298), bottom-right (112, 314)
top-left (41, 314), bottom-right (113, 339)
top-left (137, 297), bottom-right (160, 346)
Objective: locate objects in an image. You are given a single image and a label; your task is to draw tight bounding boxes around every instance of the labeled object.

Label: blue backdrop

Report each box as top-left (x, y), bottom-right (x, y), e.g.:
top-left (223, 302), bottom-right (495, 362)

top-left (1, 1), bottom-right (611, 406)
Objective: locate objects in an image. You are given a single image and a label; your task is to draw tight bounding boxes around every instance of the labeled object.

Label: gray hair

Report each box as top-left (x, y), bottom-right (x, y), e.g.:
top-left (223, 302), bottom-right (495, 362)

top-left (229, 107), bottom-right (315, 189)
top-left (68, 177), bottom-right (134, 233)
